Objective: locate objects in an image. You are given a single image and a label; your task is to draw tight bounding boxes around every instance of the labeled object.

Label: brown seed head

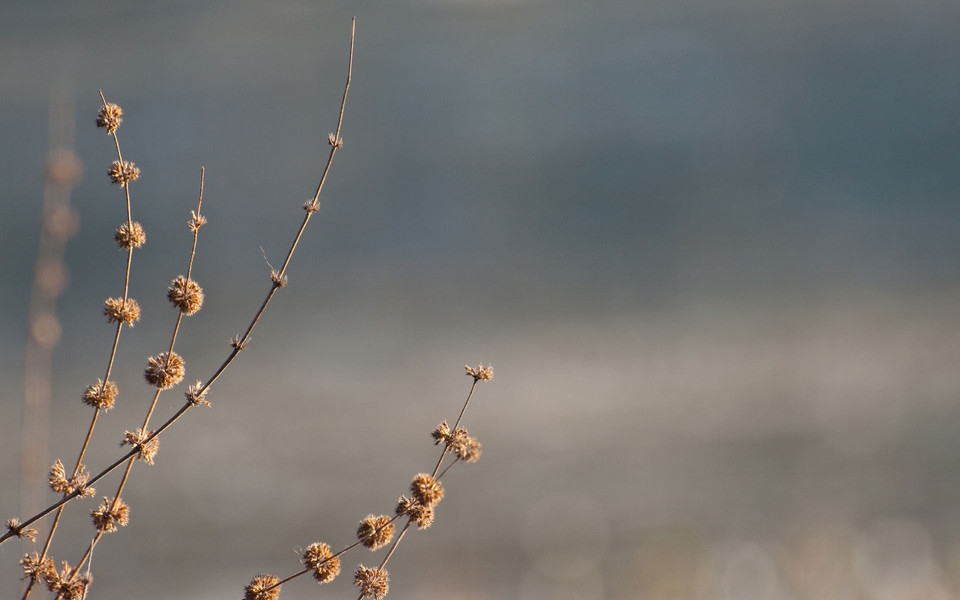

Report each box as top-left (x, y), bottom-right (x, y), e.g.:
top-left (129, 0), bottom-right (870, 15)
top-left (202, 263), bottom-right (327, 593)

top-left (186, 381), bottom-right (211, 406)
top-left (82, 379), bottom-right (118, 410)
top-left (6, 518), bottom-right (37, 542)
top-left (396, 495), bottom-right (434, 529)
top-left (354, 565), bottom-right (389, 600)
top-left (115, 221), bottom-right (146, 249)
top-left (302, 542), bottom-right (341, 584)
top-left (107, 160), bottom-right (140, 185)
top-left (167, 275), bottom-right (204, 315)
top-left (270, 269), bottom-right (288, 288)
top-left (48, 460), bottom-right (93, 497)
top-left (303, 199), bottom-right (320, 213)
top-left (357, 514), bottom-right (395, 550)
top-left (103, 297), bottom-right (141, 326)
top-left (431, 421), bottom-right (451, 445)
top-left (144, 351), bottom-right (186, 389)
top-left (327, 132), bottom-right (344, 148)
top-left (96, 103), bottom-right (123, 133)
top-left (20, 552), bottom-right (56, 583)
top-left (91, 496), bottom-right (130, 533)
top-left (44, 560), bottom-right (91, 599)
top-left (244, 573), bottom-right (281, 600)
top-left (465, 363), bottom-right (494, 381)
top-left (121, 429), bottom-right (159, 465)
top-left (189, 210), bottom-right (207, 233)
top-left (410, 473), bottom-right (444, 508)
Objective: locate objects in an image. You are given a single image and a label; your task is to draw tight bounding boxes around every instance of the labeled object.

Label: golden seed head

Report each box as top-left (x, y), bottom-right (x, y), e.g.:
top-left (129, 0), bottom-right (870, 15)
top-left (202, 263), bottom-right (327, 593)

top-left (20, 552), bottom-right (56, 583)
top-left (270, 269), bottom-right (288, 288)
top-left (449, 428), bottom-right (482, 463)
top-left (431, 421), bottom-right (451, 445)
top-left (121, 429), bottom-right (159, 465)
top-left (103, 297), bottom-right (141, 326)
top-left (303, 200), bottom-right (320, 213)
top-left (410, 473), bottom-right (444, 508)
top-left (6, 518), bottom-right (37, 542)
top-left (354, 565), bottom-right (389, 600)
top-left (144, 351), bottom-right (186, 389)
top-left (186, 381), bottom-right (211, 406)
top-left (115, 221), bottom-right (146, 248)
top-left (465, 363), bottom-right (494, 381)
top-left (396, 495), bottom-right (434, 529)
top-left (167, 275), bottom-right (204, 315)
top-left (96, 102), bottom-right (123, 133)
top-left (357, 514), bottom-right (395, 550)
top-left (91, 496), bottom-right (130, 533)
top-left (107, 160), bottom-right (140, 185)
top-left (43, 560), bottom-right (92, 599)
top-left (82, 379), bottom-right (118, 410)
top-left (327, 132), bottom-right (344, 148)
top-left (302, 542), bottom-right (341, 584)
top-left (244, 574), bottom-right (281, 600)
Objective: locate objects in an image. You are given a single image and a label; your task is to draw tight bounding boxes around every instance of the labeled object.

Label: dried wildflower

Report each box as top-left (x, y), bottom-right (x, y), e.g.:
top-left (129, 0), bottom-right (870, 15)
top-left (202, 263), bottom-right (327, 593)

top-left (451, 433), bottom-right (482, 463)
top-left (44, 560), bottom-right (91, 600)
top-left (20, 552), bottom-right (55, 582)
top-left (244, 573), bottom-right (281, 600)
top-left (396, 495), bottom-right (434, 529)
top-left (103, 297), bottom-right (141, 326)
top-left (357, 514), bottom-right (395, 550)
top-left (82, 379), bottom-right (118, 410)
top-left (465, 363), bottom-right (494, 381)
top-left (327, 132), bottom-right (344, 148)
top-left (302, 542), bottom-right (340, 584)
top-left (431, 421), bottom-right (451, 445)
top-left (107, 160), bottom-right (140, 185)
top-left (186, 381), bottom-right (210, 406)
top-left (144, 351), bottom-right (185, 389)
top-left (303, 199), bottom-right (320, 213)
top-left (270, 269), bottom-right (288, 288)
top-left (410, 473), bottom-right (444, 508)
top-left (115, 221), bottom-right (146, 248)
top-left (121, 429), bottom-right (159, 465)
top-left (48, 460), bottom-right (93, 497)
top-left (167, 275), bottom-right (204, 315)
top-left (91, 496), bottom-right (129, 533)
top-left (189, 210), bottom-right (207, 232)
top-left (6, 518), bottom-right (37, 542)
top-left (96, 102), bottom-right (123, 133)
top-left (354, 565), bottom-right (389, 600)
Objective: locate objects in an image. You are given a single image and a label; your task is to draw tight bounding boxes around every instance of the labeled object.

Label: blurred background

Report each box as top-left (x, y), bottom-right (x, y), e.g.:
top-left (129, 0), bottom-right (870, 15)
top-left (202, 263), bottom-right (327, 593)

top-left (2, 1), bottom-right (960, 598)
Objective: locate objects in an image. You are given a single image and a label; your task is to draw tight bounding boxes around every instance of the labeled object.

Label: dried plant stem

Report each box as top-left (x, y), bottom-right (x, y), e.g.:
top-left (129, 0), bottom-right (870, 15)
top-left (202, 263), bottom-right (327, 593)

top-left (0, 18), bottom-right (356, 551)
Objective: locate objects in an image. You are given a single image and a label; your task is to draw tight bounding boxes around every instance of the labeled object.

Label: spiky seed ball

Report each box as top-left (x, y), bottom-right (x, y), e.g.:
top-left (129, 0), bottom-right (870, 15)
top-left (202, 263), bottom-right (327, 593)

top-left (243, 574), bottom-right (281, 600)
top-left (144, 351), bottom-right (185, 389)
top-left (103, 297), bottom-right (141, 326)
top-left (167, 275), bottom-right (204, 315)
top-left (357, 515), bottom-right (395, 550)
top-left (302, 542), bottom-right (340, 584)
top-left (91, 496), bottom-right (129, 533)
top-left (396, 495), bottom-right (434, 529)
top-left (107, 160), bottom-right (140, 185)
top-left (96, 103), bottom-right (123, 133)
top-left (82, 379), bottom-right (118, 410)
top-left (115, 221), bottom-right (145, 248)
top-left (354, 565), bottom-right (389, 600)
top-left (121, 429), bottom-right (159, 465)
top-left (410, 473), bottom-right (444, 508)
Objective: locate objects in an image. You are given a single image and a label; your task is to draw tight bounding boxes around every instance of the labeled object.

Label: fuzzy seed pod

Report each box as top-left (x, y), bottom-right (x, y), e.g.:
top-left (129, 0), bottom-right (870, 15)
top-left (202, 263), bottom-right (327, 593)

top-left (354, 565), bottom-right (389, 600)
top-left (144, 351), bottom-right (185, 389)
top-left (243, 574), bottom-right (281, 600)
top-left (167, 275), bottom-right (204, 315)
top-left (357, 514), bottom-right (395, 550)
top-left (96, 103), bottom-right (123, 133)
top-left (103, 297), bottom-right (141, 326)
top-left (91, 496), bottom-right (129, 533)
top-left (115, 221), bottom-right (146, 248)
top-left (302, 542), bottom-right (340, 584)
top-left (107, 160), bottom-right (140, 185)
top-left (82, 379), bottom-right (118, 410)
top-left (410, 473), bottom-right (444, 508)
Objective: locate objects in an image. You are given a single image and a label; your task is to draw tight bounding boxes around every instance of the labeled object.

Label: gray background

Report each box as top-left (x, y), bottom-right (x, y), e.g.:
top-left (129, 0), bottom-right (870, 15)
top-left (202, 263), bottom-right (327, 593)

top-left (2, 1), bottom-right (960, 599)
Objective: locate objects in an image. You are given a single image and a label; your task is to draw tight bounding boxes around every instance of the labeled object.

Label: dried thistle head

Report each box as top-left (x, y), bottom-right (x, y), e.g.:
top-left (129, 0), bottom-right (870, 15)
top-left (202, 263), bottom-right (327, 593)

top-left (431, 421), bottom-right (451, 445)
top-left (270, 269), bottom-right (288, 288)
top-left (103, 297), bottom-right (141, 326)
top-left (44, 560), bottom-right (91, 600)
top-left (410, 473), bottom-right (444, 508)
top-left (91, 496), bottom-right (129, 533)
top-left (167, 275), bottom-right (204, 315)
top-left (302, 199), bottom-right (320, 214)
top-left (396, 495), bottom-right (434, 529)
top-left (121, 429), bottom-right (159, 465)
top-left (185, 381), bottom-right (211, 406)
top-left (327, 132), bottom-right (344, 148)
top-left (354, 565), bottom-right (389, 600)
top-left (188, 210), bottom-right (207, 232)
top-left (465, 363), bottom-right (494, 381)
top-left (107, 160), bottom-right (140, 185)
top-left (96, 102), bottom-right (123, 133)
top-left (6, 518), bottom-right (37, 542)
top-left (82, 379), bottom-right (118, 411)
top-left (357, 514), bottom-right (395, 550)
top-left (450, 430), bottom-right (482, 463)
top-left (115, 221), bottom-right (146, 249)
top-left (144, 351), bottom-right (185, 389)
top-left (244, 573), bottom-right (281, 600)
top-left (301, 542), bottom-right (340, 584)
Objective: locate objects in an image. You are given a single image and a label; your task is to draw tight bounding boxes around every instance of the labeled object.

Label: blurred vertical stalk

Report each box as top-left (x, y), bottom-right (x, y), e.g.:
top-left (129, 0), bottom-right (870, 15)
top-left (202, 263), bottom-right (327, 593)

top-left (21, 80), bottom-right (82, 520)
